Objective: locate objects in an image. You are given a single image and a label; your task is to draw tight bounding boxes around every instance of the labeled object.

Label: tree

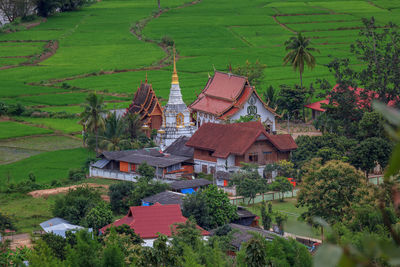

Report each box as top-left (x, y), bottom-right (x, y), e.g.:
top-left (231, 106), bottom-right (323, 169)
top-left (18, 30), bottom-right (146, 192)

top-left (27, 240), bottom-right (63, 267)
top-left (84, 202), bottom-right (113, 232)
top-left (244, 234), bottom-right (268, 267)
top-left (358, 111), bottom-right (385, 139)
top-left (297, 160), bottom-right (366, 224)
top-left (66, 230), bottom-right (101, 267)
top-left (108, 181), bottom-right (135, 213)
top-left (127, 179), bottom-right (169, 206)
top-left (263, 85), bottom-right (277, 109)
top-left (59, 0), bottom-right (89, 12)
top-left (98, 112), bottom-right (131, 151)
top-left (79, 92), bottom-right (107, 155)
top-left (283, 32), bottom-right (319, 88)
top-left (35, 0), bottom-right (59, 17)
top-left (53, 186), bottom-right (102, 225)
top-left (137, 162), bottom-right (155, 181)
top-left (0, 0), bottom-right (33, 22)
top-left (271, 176), bottom-right (292, 201)
top-left (182, 185), bottom-right (237, 230)
top-left (231, 164), bottom-right (266, 204)
top-left (101, 242), bottom-right (125, 267)
top-left (0, 212), bottom-right (14, 232)
top-left (274, 212), bottom-right (288, 235)
top-left (349, 137), bottom-right (392, 177)
top-left (276, 84), bottom-right (308, 120)
top-left (41, 233), bottom-right (67, 260)
top-left (171, 217), bottom-right (202, 250)
top-left (260, 202), bottom-right (272, 230)
top-left (264, 160), bottom-right (296, 180)
top-left (266, 237), bottom-right (312, 267)
top-left (124, 112), bottom-right (142, 142)
top-left (231, 60), bottom-right (267, 86)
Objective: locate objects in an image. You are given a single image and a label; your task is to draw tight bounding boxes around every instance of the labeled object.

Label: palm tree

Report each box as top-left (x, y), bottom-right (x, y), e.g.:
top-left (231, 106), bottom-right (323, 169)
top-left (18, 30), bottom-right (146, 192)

top-left (283, 32), bottom-right (319, 88)
top-left (99, 112), bottom-right (132, 151)
top-left (79, 93), bottom-right (106, 154)
top-left (124, 113), bottom-right (143, 142)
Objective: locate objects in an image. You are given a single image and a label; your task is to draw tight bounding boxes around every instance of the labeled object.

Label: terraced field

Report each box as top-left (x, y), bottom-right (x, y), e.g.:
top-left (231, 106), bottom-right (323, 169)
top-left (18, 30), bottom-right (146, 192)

top-left (0, 0), bottom-right (399, 183)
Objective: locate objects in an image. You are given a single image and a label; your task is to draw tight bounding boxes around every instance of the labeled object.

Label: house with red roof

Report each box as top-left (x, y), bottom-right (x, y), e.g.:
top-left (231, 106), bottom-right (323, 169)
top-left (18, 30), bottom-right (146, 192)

top-left (305, 84), bottom-right (398, 120)
top-left (185, 121), bottom-right (297, 186)
top-left (100, 203), bottom-right (209, 247)
top-left (189, 71), bottom-right (279, 133)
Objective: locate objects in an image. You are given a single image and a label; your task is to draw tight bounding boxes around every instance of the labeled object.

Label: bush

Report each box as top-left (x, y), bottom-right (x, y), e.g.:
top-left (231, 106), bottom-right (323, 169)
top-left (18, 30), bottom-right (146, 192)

top-left (161, 35), bottom-right (174, 47)
top-left (21, 15), bottom-right (37, 22)
top-left (109, 181), bottom-right (135, 213)
top-left (68, 168), bottom-right (86, 182)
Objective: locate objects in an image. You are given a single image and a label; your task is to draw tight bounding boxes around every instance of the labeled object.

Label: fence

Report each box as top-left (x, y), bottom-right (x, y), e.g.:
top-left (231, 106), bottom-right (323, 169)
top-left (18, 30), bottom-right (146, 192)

top-left (89, 167), bottom-right (139, 182)
top-left (230, 188), bottom-right (299, 205)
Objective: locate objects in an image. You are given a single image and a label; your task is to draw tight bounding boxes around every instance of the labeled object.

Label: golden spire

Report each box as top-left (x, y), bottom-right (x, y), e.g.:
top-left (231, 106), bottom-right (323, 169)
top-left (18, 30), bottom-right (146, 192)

top-left (171, 46), bottom-right (179, 84)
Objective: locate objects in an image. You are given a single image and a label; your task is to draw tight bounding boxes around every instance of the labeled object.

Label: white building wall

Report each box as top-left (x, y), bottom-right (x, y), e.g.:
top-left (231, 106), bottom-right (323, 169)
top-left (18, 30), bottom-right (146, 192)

top-left (228, 93), bottom-right (276, 131)
top-left (193, 159), bottom-right (216, 174)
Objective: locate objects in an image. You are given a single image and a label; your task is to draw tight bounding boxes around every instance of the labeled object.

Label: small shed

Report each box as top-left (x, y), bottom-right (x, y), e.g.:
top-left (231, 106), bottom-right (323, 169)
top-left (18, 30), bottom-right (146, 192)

top-left (40, 217), bottom-right (86, 238)
top-left (169, 178), bottom-right (212, 194)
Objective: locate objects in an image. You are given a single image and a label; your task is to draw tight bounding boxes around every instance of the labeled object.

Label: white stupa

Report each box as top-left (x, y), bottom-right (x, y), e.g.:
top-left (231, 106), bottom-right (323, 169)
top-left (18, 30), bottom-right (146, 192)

top-left (156, 50), bottom-right (196, 149)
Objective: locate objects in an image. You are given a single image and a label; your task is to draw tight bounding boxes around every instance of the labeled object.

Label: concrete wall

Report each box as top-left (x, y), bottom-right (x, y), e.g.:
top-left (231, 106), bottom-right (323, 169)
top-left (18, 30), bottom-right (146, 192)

top-left (230, 188), bottom-right (299, 205)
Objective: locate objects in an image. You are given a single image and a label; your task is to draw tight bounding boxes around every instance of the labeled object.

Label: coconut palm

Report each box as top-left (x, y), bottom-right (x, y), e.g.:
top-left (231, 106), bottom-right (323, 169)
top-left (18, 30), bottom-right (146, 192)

top-left (283, 33), bottom-right (319, 88)
top-left (99, 112), bottom-right (132, 151)
top-left (124, 112), bottom-right (143, 142)
top-left (79, 92), bottom-right (106, 154)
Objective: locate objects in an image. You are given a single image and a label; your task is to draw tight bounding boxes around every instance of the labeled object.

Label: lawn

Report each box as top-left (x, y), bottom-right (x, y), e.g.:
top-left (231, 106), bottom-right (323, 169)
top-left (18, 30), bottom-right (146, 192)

top-left (0, 121), bottom-right (53, 139)
top-left (245, 198), bottom-right (321, 239)
top-left (0, 148), bottom-right (94, 189)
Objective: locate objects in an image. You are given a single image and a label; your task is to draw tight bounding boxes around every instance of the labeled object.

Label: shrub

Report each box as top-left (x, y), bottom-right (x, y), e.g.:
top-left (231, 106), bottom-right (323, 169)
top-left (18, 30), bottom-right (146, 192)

top-left (68, 168), bottom-right (86, 182)
top-left (161, 35), bottom-right (174, 47)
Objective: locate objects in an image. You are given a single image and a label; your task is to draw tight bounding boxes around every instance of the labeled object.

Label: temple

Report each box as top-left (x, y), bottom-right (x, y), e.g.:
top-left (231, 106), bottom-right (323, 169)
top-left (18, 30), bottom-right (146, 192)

top-left (125, 76), bottom-right (163, 131)
top-left (189, 71), bottom-right (278, 132)
top-left (156, 50), bottom-right (196, 149)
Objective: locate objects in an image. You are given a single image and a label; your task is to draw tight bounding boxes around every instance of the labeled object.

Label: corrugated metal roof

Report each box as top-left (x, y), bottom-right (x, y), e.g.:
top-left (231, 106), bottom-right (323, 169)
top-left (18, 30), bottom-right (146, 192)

top-left (92, 159), bottom-right (110, 169)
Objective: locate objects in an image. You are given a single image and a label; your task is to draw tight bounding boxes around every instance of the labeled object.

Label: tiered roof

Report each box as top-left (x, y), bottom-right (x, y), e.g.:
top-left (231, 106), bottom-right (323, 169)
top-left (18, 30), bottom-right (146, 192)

top-left (126, 81), bottom-right (162, 125)
top-left (189, 71), bottom-right (277, 119)
top-left (186, 121), bottom-right (297, 158)
top-left (100, 203), bottom-right (209, 239)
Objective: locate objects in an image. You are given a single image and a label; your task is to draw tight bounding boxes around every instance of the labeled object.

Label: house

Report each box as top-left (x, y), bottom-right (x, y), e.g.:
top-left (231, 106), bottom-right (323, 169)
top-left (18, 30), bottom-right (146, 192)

top-left (125, 77), bottom-right (163, 132)
top-left (89, 148), bottom-right (194, 181)
top-left (189, 71), bottom-right (278, 132)
top-left (156, 51), bottom-right (196, 149)
top-left (305, 84), bottom-right (399, 120)
top-left (232, 207), bottom-right (259, 227)
top-left (185, 121), bottom-right (297, 177)
top-left (169, 178), bottom-right (212, 194)
top-left (100, 203), bottom-right (209, 247)
top-left (40, 217), bottom-right (88, 238)
top-left (141, 191), bottom-right (185, 206)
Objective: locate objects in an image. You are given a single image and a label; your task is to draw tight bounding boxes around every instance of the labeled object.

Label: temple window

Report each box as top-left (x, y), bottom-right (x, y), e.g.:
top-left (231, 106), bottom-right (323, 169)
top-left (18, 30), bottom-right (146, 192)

top-left (176, 113), bottom-right (184, 126)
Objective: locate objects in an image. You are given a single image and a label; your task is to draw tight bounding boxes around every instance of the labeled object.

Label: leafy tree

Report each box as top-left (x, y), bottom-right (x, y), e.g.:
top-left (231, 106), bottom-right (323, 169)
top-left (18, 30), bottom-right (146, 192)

top-left (0, 0), bottom-right (34, 22)
top-left (297, 160), bottom-right (366, 224)
top-left (266, 237), bottom-right (312, 267)
top-left (244, 234), bottom-right (268, 267)
top-left (283, 32), bottom-right (319, 88)
top-left (101, 242), bottom-right (125, 267)
top-left (182, 185), bottom-right (237, 230)
top-left (66, 230), bottom-right (101, 267)
top-left (264, 160), bottom-right (296, 180)
top-left (108, 181), bottom-right (135, 213)
top-left (79, 92), bottom-right (107, 154)
top-left (276, 84), bottom-right (308, 120)
top-left (35, 0), bottom-right (59, 17)
top-left (231, 164), bottom-right (267, 204)
top-left (274, 212), bottom-right (288, 234)
top-left (349, 137), bottom-right (392, 177)
top-left (358, 111), bottom-right (386, 139)
top-left (128, 179), bottom-right (169, 206)
top-left (27, 240), bottom-right (63, 267)
top-left (263, 85), bottom-right (277, 109)
top-left (124, 113), bottom-right (142, 142)
top-left (171, 217), bottom-right (202, 251)
top-left (137, 162), bottom-right (155, 181)
top-left (102, 225), bottom-right (143, 245)
top-left (41, 233), bottom-right (67, 260)
top-left (84, 201), bottom-right (113, 232)
top-left (139, 234), bottom-right (178, 266)
top-left (53, 186), bottom-right (102, 225)
top-left (59, 0), bottom-right (91, 11)
top-left (271, 176), bottom-right (292, 201)
top-left (231, 60), bottom-right (266, 86)
top-left (260, 202), bottom-right (272, 230)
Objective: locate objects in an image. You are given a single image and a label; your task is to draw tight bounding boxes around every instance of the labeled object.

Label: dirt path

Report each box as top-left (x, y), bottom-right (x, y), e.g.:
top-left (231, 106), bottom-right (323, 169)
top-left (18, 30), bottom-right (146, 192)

top-left (2, 233), bottom-right (32, 249)
top-left (28, 183), bottom-right (109, 198)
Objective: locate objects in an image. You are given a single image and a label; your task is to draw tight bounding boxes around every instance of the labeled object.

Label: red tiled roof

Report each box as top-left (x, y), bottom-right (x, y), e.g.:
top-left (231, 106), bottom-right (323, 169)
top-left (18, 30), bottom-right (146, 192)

top-left (185, 121), bottom-right (297, 158)
top-left (100, 203), bottom-right (209, 239)
top-left (190, 72), bottom-right (278, 119)
top-left (305, 84), bottom-right (398, 112)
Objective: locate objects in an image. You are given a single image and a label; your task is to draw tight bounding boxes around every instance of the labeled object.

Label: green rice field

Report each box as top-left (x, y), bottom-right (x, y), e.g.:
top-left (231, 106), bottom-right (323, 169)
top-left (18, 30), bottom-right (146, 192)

top-left (0, 121), bottom-right (53, 139)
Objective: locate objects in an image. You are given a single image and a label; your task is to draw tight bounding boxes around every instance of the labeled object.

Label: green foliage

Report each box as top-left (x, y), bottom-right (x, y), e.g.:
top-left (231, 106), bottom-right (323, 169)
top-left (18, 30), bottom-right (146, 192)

top-left (66, 230), bottom-right (101, 267)
top-left (266, 237), bottom-right (312, 267)
top-left (137, 162), bottom-right (155, 181)
top-left (244, 234), bottom-right (268, 267)
top-left (41, 232), bottom-right (67, 260)
top-left (283, 32), bottom-right (319, 87)
top-left (53, 186), bottom-right (103, 225)
top-left (27, 240), bottom-right (63, 267)
top-left (68, 168), bottom-right (86, 182)
top-left (0, 212), bottom-right (14, 232)
top-left (264, 160), bottom-right (296, 179)
top-left (102, 225), bottom-right (143, 245)
top-left (84, 201), bottom-right (113, 232)
top-left (182, 185), bottom-right (237, 230)
top-left (271, 176), bottom-right (293, 201)
top-left (297, 160), bottom-right (366, 224)
top-left (101, 242), bottom-right (125, 267)
top-left (232, 165), bottom-right (268, 204)
top-left (35, 0), bottom-right (60, 17)
top-left (231, 60), bottom-right (266, 86)
top-left (127, 179), bottom-right (169, 206)
top-left (260, 201), bottom-right (272, 230)
top-left (171, 217), bottom-right (202, 251)
top-left (358, 111), bottom-right (386, 139)
top-left (276, 84), bottom-right (308, 120)
top-left (108, 181), bottom-right (135, 214)
top-left (274, 212), bottom-right (288, 233)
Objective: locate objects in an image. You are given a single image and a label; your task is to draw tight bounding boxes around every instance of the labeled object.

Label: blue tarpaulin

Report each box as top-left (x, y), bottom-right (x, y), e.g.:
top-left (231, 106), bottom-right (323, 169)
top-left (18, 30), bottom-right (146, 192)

top-left (181, 188), bottom-right (195, 194)
top-left (142, 201), bottom-right (151, 206)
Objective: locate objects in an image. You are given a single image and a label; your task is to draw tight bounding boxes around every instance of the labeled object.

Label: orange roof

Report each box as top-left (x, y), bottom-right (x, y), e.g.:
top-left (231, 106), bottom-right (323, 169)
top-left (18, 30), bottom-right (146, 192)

top-left (190, 72), bottom-right (277, 119)
top-left (186, 121), bottom-right (297, 159)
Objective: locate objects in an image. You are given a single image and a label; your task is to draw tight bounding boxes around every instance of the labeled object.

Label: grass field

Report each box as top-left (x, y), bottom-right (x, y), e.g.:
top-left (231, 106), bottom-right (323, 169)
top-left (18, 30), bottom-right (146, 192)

top-left (245, 198), bottom-right (321, 239)
top-left (15, 117), bottom-right (81, 133)
top-left (0, 148), bottom-right (93, 189)
top-left (0, 121), bottom-right (53, 139)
